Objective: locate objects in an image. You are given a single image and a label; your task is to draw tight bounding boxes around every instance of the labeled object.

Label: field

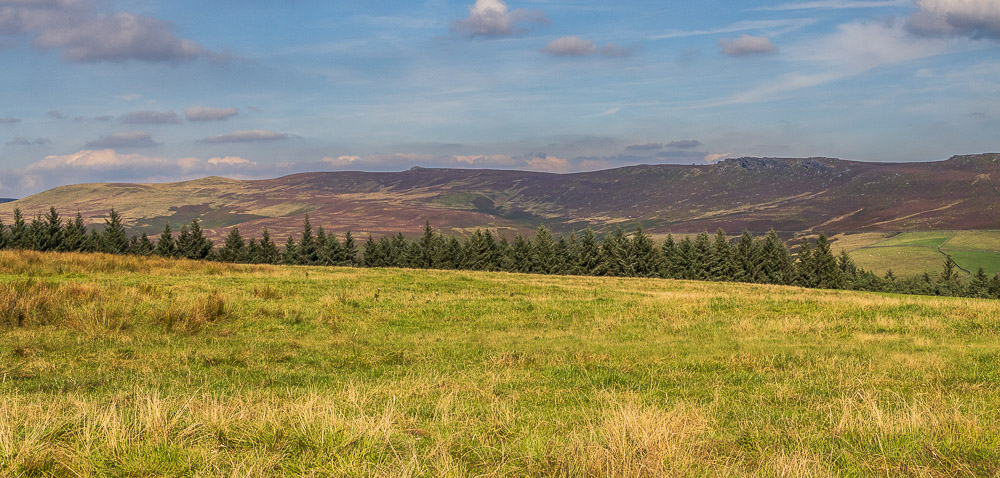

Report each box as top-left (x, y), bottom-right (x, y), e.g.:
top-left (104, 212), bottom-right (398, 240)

top-left (840, 230), bottom-right (1000, 277)
top-left (2, 251), bottom-right (1000, 476)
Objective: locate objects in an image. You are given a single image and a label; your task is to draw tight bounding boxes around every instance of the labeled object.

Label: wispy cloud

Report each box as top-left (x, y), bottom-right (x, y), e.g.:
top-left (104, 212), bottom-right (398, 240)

top-left (0, 117), bottom-right (20, 124)
top-left (542, 36), bottom-right (631, 57)
top-left (756, 0), bottom-right (911, 11)
top-left (184, 106), bottom-right (239, 122)
top-left (6, 137), bottom-right (51, 146)
top-left (652, 19), bottom-right (816, 40)
top-left (201, 130), bottom-right (293, 144)
top-left (85, 131), bottom-right (160, 149)
top-left (907, 0), bottom-right (1000, 40)
top-left (120, 110), bottom-right (181, 125)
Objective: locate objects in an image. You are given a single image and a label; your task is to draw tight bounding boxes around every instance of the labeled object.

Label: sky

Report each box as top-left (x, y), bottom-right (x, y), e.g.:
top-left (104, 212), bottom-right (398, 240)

top-left (0, 0), bottom-right (998, 197)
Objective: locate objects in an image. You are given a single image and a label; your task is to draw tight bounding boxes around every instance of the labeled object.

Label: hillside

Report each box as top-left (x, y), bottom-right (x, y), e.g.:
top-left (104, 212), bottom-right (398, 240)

top-left (3, 251), bottom-right (999, 475)
top-left (2, 153), bottom-right (999, 239)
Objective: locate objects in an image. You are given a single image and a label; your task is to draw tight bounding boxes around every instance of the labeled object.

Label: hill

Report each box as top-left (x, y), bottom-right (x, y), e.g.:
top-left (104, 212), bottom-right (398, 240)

top-left (2, 153), bottom-right (1000, 240)
top-left (2, 251), bottom-right (998, 476)
top-left (0, 198), bottom-right (15, 204)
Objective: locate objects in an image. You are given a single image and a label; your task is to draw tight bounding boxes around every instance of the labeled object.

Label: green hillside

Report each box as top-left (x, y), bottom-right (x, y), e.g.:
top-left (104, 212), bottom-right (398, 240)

top-left (2, 251), bottom-right (999, 476)
top-left (842, 231), bottom-right (1000, 277)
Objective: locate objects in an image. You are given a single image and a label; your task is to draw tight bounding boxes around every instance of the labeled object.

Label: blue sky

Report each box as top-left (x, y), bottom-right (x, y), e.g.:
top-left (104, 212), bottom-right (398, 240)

top-left (0, 0), bottom-right (998, 196)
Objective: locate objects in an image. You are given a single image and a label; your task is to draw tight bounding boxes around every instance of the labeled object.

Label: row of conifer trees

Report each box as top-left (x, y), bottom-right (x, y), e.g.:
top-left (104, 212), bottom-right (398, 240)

top-left (1, 207), bottom-right (998, 299)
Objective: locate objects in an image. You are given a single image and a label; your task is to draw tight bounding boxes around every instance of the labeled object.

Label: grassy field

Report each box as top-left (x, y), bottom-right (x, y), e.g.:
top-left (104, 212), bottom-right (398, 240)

top-left (2, 251), bottom-right (1000, 476)
top-left (840, 230), bottom-right (1000, 277)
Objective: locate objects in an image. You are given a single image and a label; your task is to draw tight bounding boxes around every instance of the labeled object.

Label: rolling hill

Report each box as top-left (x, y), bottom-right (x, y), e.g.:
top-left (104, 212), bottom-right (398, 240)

top-left (2, 153), bottom-right (999, 240)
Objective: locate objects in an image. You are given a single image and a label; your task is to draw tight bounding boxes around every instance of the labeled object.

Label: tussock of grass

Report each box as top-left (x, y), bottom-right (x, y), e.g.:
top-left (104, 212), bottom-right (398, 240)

top-left (1, 250), bottom-right (1000, 476)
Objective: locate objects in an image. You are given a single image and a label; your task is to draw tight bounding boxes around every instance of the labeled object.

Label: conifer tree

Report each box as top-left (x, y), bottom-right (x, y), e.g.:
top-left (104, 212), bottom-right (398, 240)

top-left (795, 238), bottom-right (815, 287)
top-left (246, 238), bottom-right (261, 264)
top-left (258, 228), bottom-right (280, 264)
top-left (691, 232), bottom-right (713, 280)
top-left (631, 226), bottom-right (659, 277)
top-left (760, 230), bottom-right (793, 285)
top-left (83, 228), bottom-right (101, 252)
top-left (315, 227), bottom-right (330, 265)
top-left (283, 235), bottom-right (300, 265)
top-left (510, 235), bottom-right (532, 273)
top-left (9, 208), bottom-right (27, 249)
top-left (219, 227), bottom-right (247, 262)
top-left (675, 236), bottom-right (695, 280)
top-left (441, 236), bottom-right (464, 269)
top-left (132, 233), bottom-right (155, 256)
top-left (297, 215), bottom-right (317, 265)
top-left (577, 229), bottom-right (601, 275)
top-left (156, 223), bottom-right (177, 257)
top-left (41, 207), bottom-right (64, 251)
top-left (324, 234), bottom-right (343, 266)
top-left (989, 273), bottom-right (1000, 299)
top-left (812, 234), bottom-right (843, 289)
top-left (342, 231), bottom-right (358, 266)
top-left (0, 218), bottom-right (7, 250)
top-left (531, 226), bottom-right (557, 274)
top-left (660, 234), bottom-right (680, 279)
top-left (733, 230), bottom-right (761, 283)
top-left (418, 221), bottom-right (440, 268)
top-left (709, 229), bottom-right (735, 281)
top-left (101, 208), bottom-right (129, 254)
top-left (938, 254), bottom-right (962, 296)
top-left (968, 267), bottom-right (991, 298)
top-left (63, 213), bottom-right (88, 252)
top-left (363, 235), bottom-right (381, 267)
top-left (598, 227), bottom-right (627, 276)
top-left (176, 224), bottom-right (192, 258)
top-left (563, 232), bottom-right (581, 275)
top-left (27, 214), bottom-right (44, 250)
top-left (185, 220), bottom-right (214, 260)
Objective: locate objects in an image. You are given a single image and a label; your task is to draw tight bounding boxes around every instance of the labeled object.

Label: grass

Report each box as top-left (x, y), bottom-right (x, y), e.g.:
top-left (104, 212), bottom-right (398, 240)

top-left (846, 230), bottom-right (1000, 277)
top-left (2, 250), bottom-right (1000, 476)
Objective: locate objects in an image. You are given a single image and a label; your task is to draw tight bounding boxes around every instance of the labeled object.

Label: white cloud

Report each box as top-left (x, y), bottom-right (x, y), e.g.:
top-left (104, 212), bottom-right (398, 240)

top-left (201, 130), bottom-right (293, 144)
top-left (704, 153), bottom-right (733, 163)
top-left (542, 36), bottom-right (632, 57)
top-left (719, 35), bottom-right (778, 56)
top-left (207, 156), bottom-right (255, 166)
top-left (29, 149), bottom-right (171, 171)
top-left (451, 0), bottom-right (548, 37)
top-left (907, 0), bottom-right (1000, 40)
top-left (322, 155), bottom-right (362, 167)
top-left (184, 106), bottom-right (239, 122)
top-left (119, 110), bottom-right (181, 125)
top-left (0, 0), bottom-right (217, 62)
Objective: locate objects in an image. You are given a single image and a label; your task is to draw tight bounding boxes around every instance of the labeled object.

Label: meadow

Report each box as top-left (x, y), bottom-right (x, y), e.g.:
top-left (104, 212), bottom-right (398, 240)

top-left (841, 230), bottom-right (1000, 277)
top-left (1, 251), bottom-right (999, 476)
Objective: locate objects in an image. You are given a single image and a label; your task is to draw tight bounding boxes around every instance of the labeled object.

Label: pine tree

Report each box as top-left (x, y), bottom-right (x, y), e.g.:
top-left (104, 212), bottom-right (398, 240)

top-left (510, 235), bottom-right (532, 273)
top-left (708, 229), bottom-right (736, 281)
top-left (812, 234), bottom-right (843, 289)
top-left (691, 232), bottom-right (713, 281)
top-left (553, 235), bottom-right (570, 275)
top-left (185, 220), bottom-right (214, 260)
top-left (9, 208), bottom-right (27, 249)
top-left (675, 236), bottom-right (695, 280)
top-left (63, 213), bottom-right (88, 252)
top-left (283, 235), bottom-right (300, 265)
top-left (101, 208), bottom-right (129, 254)
top-left (598, 227), bottom-right (627, 276)
top-left (563, 232), bottom-right (581, 275)
top-left (733, 230), bottom-right (761, 283)
top-left (938, 254), bottom-right (963, 296)
top-left (577, 229), bottom-right (601, 275)
top-left (418, 221), bottom-right (440, 268)
top-left (315, 227), bottom-right (330, 265)
top-left (132, 233), bottom-right (155, 256)
top-left (795, 238), bottom-right (815, 287)
top-left (440, 236), bottom-right (464, 269)
top-left (155, 223), bottom-right (177, 257)
top-left (659, 235), bottom-right (680, 279)
top-left (246, 238), bottom-right (261, 264)
top-left (968, 267), bottom-right (991, 298)
top-left (297, 215), bottom-right (317, 265)
top-left (176, 225), bottom-right (192, 258)
top-left (342, 231), bottom-right (358, 266)
top-left (83, 229), bottom-right (101, 252)
top-left (363, 235), bottom-right (381, 267)
top-left (219, 227), bottom-right (247, 263)
top-left (531, 226), bottom-right (557, 274)
top-left (258, 228), bottom-right (280, 264)
top-left (27, 214), bottom-right (44, 251)
top-left (631, 226), bottom-right (659, 277)
top-left (837, 251), bottom-right (858, 288)
top-left (989, 273), bottom-right (1000, 299)
top-left (324, 234), bottom-right (343, 266)
top-left (0, 218), bottom-right (7, 250)
top-left (389, 233), bottom-right (410, 267)
top-left (41, 207), bottom-right (64, 252)
top-left (760, 230), bottom-right (793, 285)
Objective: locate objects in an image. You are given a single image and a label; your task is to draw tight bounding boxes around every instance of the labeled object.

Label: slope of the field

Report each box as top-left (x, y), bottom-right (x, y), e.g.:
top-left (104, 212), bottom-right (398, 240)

top-left (2, 153), bottom-right (999, 239)
top-left (2, 251), bottom-right (999, 476)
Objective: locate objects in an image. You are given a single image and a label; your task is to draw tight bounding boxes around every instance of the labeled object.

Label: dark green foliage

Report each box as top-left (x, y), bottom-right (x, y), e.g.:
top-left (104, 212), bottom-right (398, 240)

top-left (101, 208), bottom-right (129, 254)
top-left (257, 228), bottom-right (280, 264)
top-left (131, 233), bottom-right (155, 256)
top-left (63, 213), bottom-right (88, 252)
top-left (282, 235), bottom-right (300, 265)
top-left (9, 208), bottom-right (27, 249)
top-left (156, 223), bottom-right (177, 257)
top-left (40, 207), bottom-right (64, 252)
top-left (179, 220), bottom-right (213, 260)
top-left (631, 227), bottom-right (660, 278)
top-left (938, 254), bottom-right (963, 296)
top-left (297, 215), bottom-right (318, 265)
top-left (709, 229), bottom-right (736, 281)
top-left (219, 227), bottom-right (247, 263)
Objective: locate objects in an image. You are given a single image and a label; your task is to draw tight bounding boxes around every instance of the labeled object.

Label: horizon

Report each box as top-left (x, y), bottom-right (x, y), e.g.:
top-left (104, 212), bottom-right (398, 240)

top-left (1, 0), bottom-right (999, 197)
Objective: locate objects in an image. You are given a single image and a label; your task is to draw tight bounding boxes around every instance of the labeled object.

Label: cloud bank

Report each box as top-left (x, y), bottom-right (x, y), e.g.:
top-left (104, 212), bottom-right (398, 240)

top-left (719, 35), bottom-right (778, 56)
top-left (184, 106), bottom-right (240, 122)
top-left (85, 131), bottom-right (159, 149)
top-left (907, 0), bottom-right (1000, 40)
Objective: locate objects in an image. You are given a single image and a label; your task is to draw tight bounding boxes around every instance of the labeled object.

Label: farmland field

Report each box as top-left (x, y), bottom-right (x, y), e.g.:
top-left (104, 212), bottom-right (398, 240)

top-left (2, 251), bottom-right (1000, 476)
top-left (842, 230), bottom-right (1000, 277)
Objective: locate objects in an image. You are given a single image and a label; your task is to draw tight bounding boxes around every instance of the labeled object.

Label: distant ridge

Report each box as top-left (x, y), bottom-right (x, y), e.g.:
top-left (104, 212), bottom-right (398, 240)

top-left (2, 153), bottom-right (999, 240)
top-left (0, 198), bottom-right (15, 204)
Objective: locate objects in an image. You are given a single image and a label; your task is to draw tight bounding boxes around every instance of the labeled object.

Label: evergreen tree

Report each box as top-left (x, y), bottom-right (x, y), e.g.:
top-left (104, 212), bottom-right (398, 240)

top-left (63, 213), bottom-right (88, 252)
top-left (812, 234), bottom-right (843, 289)
top-left (760, 230), bottom-right (793, 285)
top-left (659, 234), bottom-right (680, 279)
top-left (553, 235), bottom-right (570, 274)
top-left (510, 235), bottom-right (532, 273)
top-left (938, 254), bottom-right (963, 296)
top-left (691, 232), bottom-right (713, 280)
top-left (246, 238), bottom-right (262, 264)
top-left (219, 227), bottom-right (247, 263)
top-left (795, 238), bottom-right (816, 287)
top-left (708, 229), bottom-right (736, 281)
top-left (282, 235), bottom-right (300, 265)
top-left (155, 223), bottom-right (177, 257)
top-left (315, 227), bottom-right (330, 265)
top-left (27, 215), bottom-right (44, 251)
top-left (967, 267), bottom-right (991, 298)
top-left (417, 221), bottom-right (440, 268)
top-left (363, 235), bottom-right (381, 267)
top-left (577, 229), bottom-right (601, 275)
top-left (258, 228), bottom-right (280, 264)
top-left (389, 233), bottom-right (410, 267)
top-left (598, 227), bottom-right (627, 276)
top-left (132, 233), bottom-right (155, 256)
top-left (0, 218), bottom-right (7, 250)
top-left (83, 229), bottom-right (102, 253)
top-left (733, 230), bottom-right (761, 283)
top-left (101, 208), bottom-right (129, 254)
top-left (563, 233), bottom-right (581, 275)
top-left (297, 215), bottom-right (318, 265)
top-left (342, 231), bottom-right (358, 266)
top-left (630, 226), bottom-right (659, 277)
top-left (675, 236), bottom-right (695, 280)
top-left (184, 220), bottom-right (214, 260)
top-left (41, 207), bottom-right (64, 252)
top-left (176, 225), bottom-right (192, 258)
top-left (837, 251), bottom-right (858, 288)
top-left (989, 273), bottom-right (1000, 299)
top-left (324, 234), bottom-right (343, 266)
top-left (530, 226), bottom-right (557, 274)
top-left (9, 208), bottom-right (27, 249)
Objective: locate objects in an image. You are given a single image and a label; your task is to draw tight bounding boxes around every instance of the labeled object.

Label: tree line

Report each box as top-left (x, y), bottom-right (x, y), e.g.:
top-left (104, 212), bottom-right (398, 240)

top-left (2, 207), bottom-right (999, 300)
